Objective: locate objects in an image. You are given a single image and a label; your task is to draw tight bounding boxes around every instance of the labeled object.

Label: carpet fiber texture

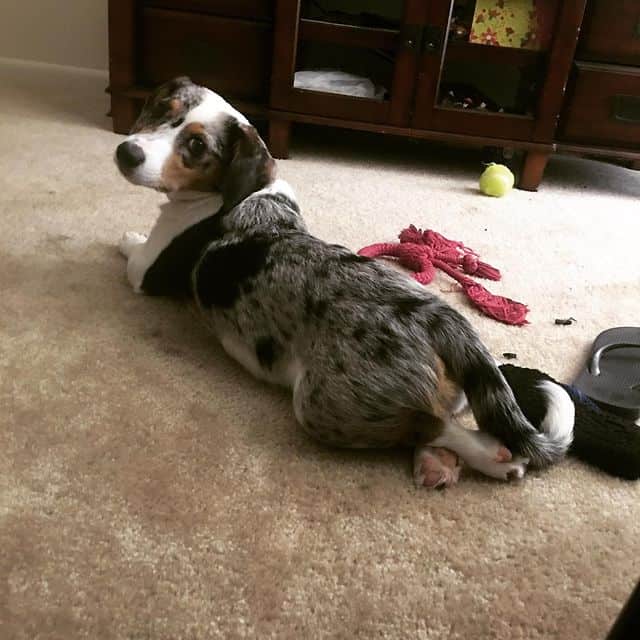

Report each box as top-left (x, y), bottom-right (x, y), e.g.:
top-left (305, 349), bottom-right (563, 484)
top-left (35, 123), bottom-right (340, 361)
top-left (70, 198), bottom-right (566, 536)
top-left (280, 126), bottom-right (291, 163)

top-left (1, 59), bottom-right (640, 640)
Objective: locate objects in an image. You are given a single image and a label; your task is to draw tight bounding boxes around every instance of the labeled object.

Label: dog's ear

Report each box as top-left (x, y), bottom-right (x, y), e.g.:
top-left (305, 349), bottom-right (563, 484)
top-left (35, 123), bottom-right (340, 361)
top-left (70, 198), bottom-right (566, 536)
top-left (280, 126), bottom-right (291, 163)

top-left (221, 122), bottom-right (276, 210)
top-left (132, 77), bottom-right (197, 133)
top-left (154, 76), bottom-right (193, 100)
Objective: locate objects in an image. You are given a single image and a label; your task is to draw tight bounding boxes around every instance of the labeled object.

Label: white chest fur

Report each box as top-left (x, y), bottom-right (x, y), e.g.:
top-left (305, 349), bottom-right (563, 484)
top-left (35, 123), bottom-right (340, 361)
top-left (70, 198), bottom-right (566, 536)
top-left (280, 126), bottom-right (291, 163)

top-left (119, 192), bottom-right (223, 291)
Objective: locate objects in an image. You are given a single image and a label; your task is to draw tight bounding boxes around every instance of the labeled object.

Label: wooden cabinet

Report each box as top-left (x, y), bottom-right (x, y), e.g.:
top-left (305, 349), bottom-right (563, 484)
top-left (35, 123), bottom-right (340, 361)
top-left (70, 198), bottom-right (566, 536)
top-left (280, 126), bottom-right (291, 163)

top-left (267, 0), bottom-right (589, 189)
top-left (108, 0), bottom-right (640, 190)
top-left (140, 6), bottom-right (272, 101)
top-left (558, 0), bottom-right (640, 158)
top-left (141, 0), bottom-right (274, 21)
top-left (108, 0), bottom-right (273, 132)
top-left (577, 0), bottom-right (640, 66)
top-left (561, 63), bottom-right (640, 147)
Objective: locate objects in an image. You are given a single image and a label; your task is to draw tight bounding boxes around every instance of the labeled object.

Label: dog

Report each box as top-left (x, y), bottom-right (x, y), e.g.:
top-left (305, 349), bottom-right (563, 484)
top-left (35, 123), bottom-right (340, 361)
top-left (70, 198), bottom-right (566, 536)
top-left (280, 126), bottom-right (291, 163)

top-left (115, 77), bottom-right (572, 488)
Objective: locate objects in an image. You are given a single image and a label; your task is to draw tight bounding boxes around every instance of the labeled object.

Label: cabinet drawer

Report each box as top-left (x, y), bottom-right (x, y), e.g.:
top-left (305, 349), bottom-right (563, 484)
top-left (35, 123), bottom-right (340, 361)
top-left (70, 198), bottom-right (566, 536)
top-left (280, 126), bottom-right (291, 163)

top-left (561, 62), bottom-right (640, 147)
top-left (144, 1), bottom-right (273, 21)
top-left (578, 0), bottom-right (640, 66)
top-left (140, 7), bottom-right (272, 101)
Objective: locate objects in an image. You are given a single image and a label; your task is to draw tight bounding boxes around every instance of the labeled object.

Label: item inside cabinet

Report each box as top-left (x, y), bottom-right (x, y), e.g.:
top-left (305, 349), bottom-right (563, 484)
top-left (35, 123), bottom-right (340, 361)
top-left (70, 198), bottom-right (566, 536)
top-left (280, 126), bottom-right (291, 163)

top-left (449, 1), bottom-right (476, 42)
top-left (294, 70), bottom-right (387, 100)
top-left (438, 60), bottom-right (542, 115)
top-left (296, 41), bottom-right (394, 101)
top-left (469, 0), bottom-right (555, 50)
top-left (440, 82), bottom-right (503, 111)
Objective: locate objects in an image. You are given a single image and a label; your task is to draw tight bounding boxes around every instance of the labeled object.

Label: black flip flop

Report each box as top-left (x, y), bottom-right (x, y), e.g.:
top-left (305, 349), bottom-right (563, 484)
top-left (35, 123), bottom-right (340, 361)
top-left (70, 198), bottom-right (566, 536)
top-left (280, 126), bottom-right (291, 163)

top-left (573, 327), bottom-right (640, 419)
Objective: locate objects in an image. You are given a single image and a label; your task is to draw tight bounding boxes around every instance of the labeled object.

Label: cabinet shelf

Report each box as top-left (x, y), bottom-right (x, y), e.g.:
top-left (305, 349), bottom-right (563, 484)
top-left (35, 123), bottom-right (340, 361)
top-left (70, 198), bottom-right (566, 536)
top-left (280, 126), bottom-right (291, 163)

top-left (298, 18), bottom-right (399, 51)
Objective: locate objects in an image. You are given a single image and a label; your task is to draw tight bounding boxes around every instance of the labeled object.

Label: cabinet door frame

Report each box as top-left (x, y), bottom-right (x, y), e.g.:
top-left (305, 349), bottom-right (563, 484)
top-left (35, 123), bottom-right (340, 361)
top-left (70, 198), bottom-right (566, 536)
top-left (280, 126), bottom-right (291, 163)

top-left (108, 0), bottom-right (138, 133)
top-left (410, 0), bottom-right (587, 142)
top-left (269, 0), bottom-right (421, 126)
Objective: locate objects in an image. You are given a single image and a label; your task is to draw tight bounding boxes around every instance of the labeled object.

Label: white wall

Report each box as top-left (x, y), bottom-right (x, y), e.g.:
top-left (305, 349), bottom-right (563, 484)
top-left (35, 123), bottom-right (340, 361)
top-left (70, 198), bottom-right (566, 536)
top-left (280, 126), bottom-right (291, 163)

top-left (0, 0), bottom-right (108, 70)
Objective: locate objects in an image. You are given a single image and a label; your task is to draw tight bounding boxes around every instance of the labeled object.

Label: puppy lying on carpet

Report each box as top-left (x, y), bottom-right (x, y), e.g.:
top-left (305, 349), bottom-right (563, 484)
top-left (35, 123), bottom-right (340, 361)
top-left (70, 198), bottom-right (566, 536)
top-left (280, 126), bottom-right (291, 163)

top-left (115, 77), bottom-right (572, 488)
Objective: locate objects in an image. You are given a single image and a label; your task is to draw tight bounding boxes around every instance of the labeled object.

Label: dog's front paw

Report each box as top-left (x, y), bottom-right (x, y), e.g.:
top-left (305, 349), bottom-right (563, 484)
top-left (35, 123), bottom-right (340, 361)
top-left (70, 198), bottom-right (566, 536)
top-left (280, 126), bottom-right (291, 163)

top-left (119, 231), bottom-right (147, 258)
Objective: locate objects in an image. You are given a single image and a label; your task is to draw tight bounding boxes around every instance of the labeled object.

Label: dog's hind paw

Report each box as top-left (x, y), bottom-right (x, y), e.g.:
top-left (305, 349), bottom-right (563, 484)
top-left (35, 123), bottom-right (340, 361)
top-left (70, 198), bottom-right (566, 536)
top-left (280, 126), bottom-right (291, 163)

top-left (119, 231), bottom-right (147, 258)
top-left (414, 446), bottom-right (461, 489)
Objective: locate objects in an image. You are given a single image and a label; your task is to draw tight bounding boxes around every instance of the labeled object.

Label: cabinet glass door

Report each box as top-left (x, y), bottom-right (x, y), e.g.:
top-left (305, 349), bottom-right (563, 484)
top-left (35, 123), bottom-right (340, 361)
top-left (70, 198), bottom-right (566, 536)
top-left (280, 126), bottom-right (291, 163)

top-left (413, 0), bottom-right (562, 140)
top-left (271, 0), bottom-right (419, 125)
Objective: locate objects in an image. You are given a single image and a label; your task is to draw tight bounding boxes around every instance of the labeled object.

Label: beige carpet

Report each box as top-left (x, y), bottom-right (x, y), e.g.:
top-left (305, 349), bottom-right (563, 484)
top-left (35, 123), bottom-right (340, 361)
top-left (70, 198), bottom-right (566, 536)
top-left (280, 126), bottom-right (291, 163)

top-left (1, 58), bottom-right (640, 640)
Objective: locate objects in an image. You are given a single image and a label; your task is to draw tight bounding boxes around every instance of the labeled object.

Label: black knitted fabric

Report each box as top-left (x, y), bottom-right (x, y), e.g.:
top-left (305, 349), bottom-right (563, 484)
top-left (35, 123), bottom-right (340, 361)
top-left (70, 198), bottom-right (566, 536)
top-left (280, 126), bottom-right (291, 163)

top-left (563, 384), bottom-right (640, 480)
top-left (499, 364), bottom-right (640, 480)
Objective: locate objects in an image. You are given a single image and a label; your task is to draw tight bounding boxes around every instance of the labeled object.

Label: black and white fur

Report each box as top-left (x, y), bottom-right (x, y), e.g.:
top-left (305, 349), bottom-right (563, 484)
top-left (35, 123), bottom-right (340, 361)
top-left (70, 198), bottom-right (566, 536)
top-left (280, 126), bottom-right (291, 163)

top-left (115, 78), bottom-right (573, 488)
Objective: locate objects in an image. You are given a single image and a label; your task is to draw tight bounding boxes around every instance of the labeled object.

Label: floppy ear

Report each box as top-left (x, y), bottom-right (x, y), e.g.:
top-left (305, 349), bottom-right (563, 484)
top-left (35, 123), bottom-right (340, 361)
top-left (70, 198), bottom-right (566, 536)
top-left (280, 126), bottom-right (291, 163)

top-left (154, 76), bottom-right (193, 100)
top-left (131, 77), bottom-right (195, 133)
top-left (221, 122), bottom-right (276, 210)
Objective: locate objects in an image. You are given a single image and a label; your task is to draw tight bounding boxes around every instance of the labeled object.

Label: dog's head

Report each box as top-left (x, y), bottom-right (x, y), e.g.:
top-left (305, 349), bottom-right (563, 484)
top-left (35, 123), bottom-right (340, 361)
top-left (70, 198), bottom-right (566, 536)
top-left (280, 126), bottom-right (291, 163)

top-left (115, 77), bottom-right (276, 209)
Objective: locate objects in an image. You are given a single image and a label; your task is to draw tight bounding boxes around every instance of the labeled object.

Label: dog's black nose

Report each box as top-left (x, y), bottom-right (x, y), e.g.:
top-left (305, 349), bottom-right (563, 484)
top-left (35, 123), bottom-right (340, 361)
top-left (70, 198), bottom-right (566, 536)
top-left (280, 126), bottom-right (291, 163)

top-left (116, 141), bottom-right (145, 169)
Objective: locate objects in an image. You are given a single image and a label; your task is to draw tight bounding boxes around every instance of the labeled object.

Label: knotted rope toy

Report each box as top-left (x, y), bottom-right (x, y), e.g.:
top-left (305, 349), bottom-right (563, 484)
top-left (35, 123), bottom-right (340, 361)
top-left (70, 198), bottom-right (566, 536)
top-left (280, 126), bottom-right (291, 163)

top-left (358, 225), bottom-right (529, 326)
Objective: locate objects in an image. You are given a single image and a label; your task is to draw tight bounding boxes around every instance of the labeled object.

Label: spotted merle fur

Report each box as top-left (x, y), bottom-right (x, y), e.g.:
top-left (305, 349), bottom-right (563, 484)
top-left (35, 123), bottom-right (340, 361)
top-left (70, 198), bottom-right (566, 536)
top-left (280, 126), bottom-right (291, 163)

top-left (183, 186), bottom-right (567, 466)
top-left (392, 295), bottom-right (428, 316)
top-left (338, 253), bottom-right (372, 264)
top-left (255, 336), bottom-right (280, 370)
top-left (352, 324), bottom-right (366, 341)
top-left (195, 235), bottom-right (273, 308)
top-left (131, 77), bottom-right (206, 134)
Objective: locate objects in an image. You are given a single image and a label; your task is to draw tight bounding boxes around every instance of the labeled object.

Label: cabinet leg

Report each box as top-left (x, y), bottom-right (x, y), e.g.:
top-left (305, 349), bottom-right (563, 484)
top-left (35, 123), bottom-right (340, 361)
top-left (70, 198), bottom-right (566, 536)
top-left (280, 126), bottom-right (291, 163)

top-left (110, 95), bottom-right (139, 135)
top-left (268, 119), bottom-right (292, 159)
top-left (519, 151), bottom-right (550, 191)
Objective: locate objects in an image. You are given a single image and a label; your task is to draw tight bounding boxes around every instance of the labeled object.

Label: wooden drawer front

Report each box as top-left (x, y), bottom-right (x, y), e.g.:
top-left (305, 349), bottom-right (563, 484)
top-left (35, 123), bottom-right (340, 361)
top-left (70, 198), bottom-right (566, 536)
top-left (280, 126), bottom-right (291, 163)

top-left (141, 8), bottom-right (272, 101)
top-left (144, 1), bottom-right (273, 21)
top-left (578, 1), bottom-right (640, 65)
top-left (561, 62), bottom-right (640, 146)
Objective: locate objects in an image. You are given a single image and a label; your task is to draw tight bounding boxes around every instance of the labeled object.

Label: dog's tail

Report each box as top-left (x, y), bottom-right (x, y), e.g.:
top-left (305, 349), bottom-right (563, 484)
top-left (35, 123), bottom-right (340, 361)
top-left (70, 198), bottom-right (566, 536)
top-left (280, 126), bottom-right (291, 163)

top-left (433, 314), bottom-right (571, 467)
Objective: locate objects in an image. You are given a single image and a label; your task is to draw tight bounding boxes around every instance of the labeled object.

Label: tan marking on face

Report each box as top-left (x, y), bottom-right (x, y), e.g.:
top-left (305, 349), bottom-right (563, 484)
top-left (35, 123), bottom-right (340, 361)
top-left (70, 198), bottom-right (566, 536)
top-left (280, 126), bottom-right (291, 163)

top-left (169, 98), bottom-right (183, 115)
top-left (161, 153), bottom-right (222, 192)
top-left (160, 123), bottom-right (221, 192)
top-left (183, 122), bottom-right (205, 136)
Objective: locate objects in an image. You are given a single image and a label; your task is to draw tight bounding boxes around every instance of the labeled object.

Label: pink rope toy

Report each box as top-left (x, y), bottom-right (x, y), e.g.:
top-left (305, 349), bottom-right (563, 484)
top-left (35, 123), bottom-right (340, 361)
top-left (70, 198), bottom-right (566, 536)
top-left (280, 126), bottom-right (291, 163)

top-left (358, 225), bottom-right (529, 326)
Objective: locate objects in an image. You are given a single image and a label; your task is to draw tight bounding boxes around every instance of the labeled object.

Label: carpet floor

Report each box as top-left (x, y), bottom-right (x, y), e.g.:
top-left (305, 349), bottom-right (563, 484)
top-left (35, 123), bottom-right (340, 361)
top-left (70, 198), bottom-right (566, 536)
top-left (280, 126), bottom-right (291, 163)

top-left (1, 58), bottom-right (639, 640)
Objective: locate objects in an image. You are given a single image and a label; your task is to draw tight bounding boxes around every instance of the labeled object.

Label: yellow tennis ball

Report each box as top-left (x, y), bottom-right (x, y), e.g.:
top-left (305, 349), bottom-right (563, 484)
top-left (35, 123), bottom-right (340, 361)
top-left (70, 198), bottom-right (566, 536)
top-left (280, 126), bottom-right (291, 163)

top-left (479, 163), bottom-right (515, 197)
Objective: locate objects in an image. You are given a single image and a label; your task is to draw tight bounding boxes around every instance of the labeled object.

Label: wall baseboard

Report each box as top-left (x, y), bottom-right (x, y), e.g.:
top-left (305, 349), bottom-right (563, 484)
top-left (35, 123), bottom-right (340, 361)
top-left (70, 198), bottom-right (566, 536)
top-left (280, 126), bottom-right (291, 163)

top-left (0, 56), bottom-right (109, 79)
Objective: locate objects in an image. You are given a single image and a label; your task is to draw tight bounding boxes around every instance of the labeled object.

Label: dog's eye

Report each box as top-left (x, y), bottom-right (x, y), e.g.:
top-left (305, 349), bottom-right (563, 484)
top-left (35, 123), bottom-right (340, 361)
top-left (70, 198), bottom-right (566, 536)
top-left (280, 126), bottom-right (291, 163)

top-left (187, 136), bottom-right (206, 156)
top-left (171, 117), bottom-right (185, 129)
